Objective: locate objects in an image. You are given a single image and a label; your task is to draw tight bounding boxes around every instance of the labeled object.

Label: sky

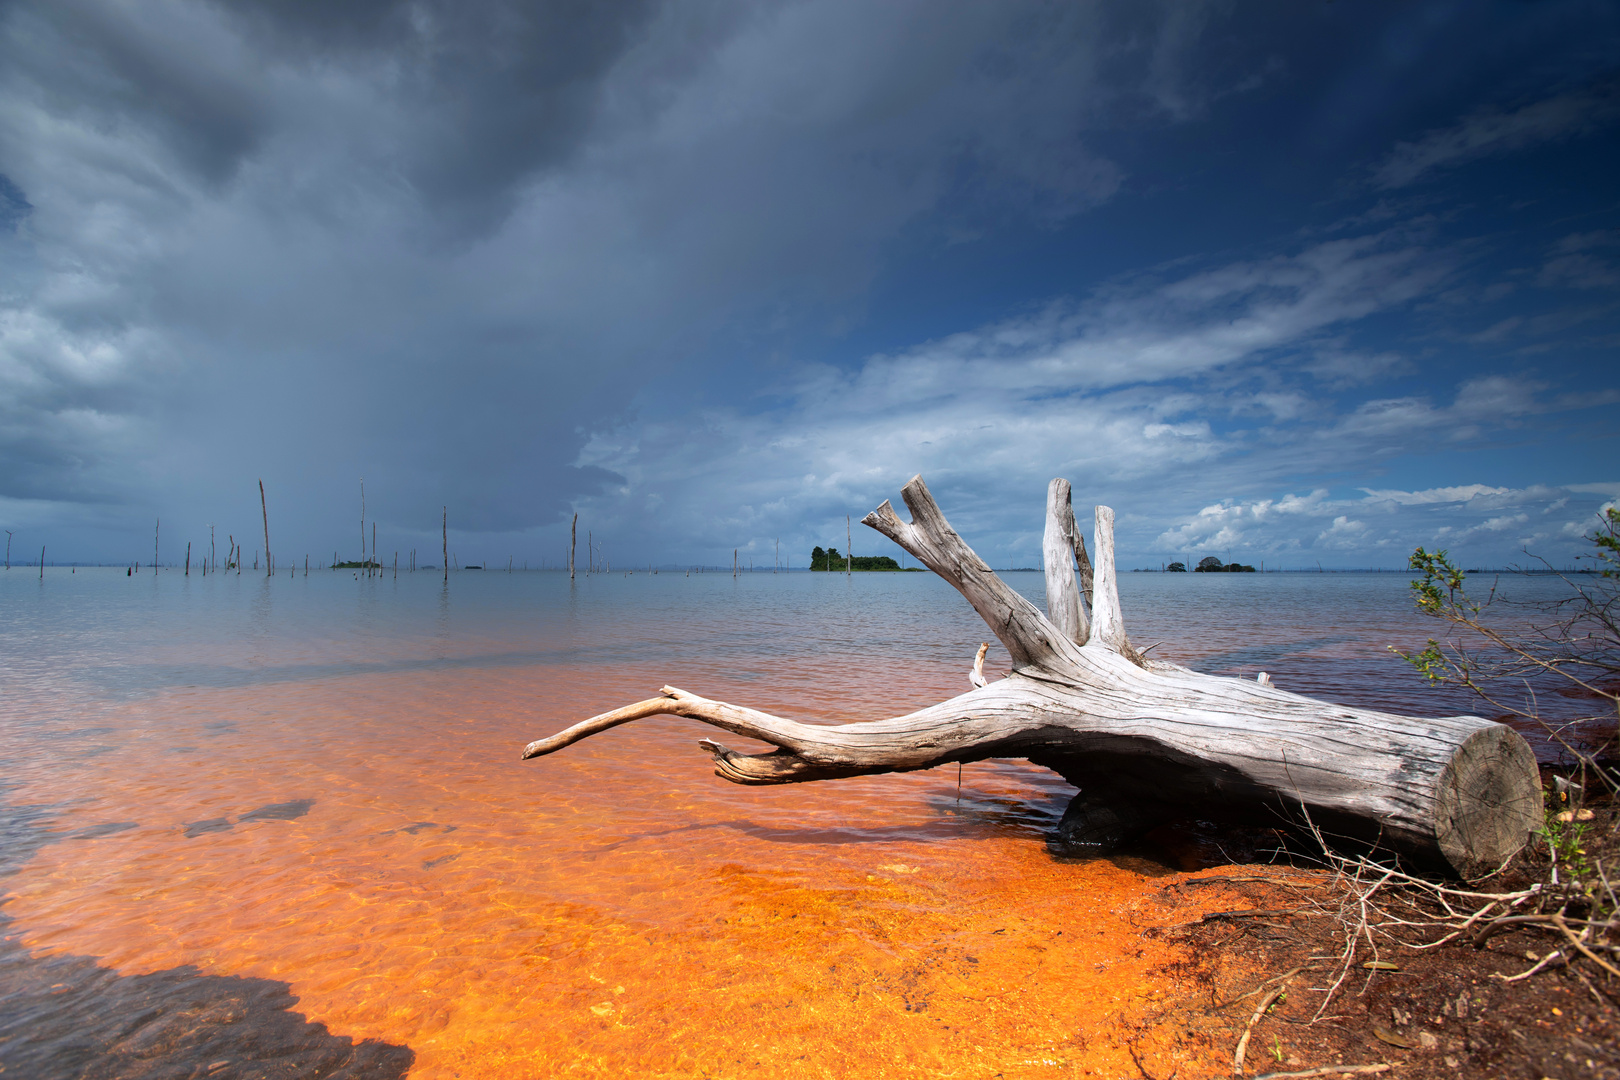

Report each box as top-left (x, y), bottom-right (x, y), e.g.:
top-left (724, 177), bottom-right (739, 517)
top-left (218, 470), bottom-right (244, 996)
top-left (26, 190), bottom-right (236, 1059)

top-left (1, 0), bottom-right (1617, 571)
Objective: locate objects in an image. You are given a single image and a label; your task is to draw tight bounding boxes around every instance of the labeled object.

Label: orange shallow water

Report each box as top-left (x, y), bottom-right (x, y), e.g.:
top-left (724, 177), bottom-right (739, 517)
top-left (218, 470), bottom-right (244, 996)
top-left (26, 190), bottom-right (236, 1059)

top-left (2, 644), bottom-right (1240, 1075)
top-left (12, 566), bottom-right (1562, 1077)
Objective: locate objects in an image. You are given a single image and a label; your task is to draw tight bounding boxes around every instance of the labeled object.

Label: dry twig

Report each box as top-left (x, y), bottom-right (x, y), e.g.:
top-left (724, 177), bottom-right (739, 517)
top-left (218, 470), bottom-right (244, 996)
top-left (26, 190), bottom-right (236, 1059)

top-left (1233, 979), bottom-right (1292, 1075)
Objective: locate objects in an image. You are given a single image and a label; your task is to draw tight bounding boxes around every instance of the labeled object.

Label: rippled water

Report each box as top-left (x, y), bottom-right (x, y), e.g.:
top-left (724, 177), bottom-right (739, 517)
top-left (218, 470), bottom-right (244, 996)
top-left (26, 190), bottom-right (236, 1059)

top-left (0, 566), bottom-right (1589, 1078)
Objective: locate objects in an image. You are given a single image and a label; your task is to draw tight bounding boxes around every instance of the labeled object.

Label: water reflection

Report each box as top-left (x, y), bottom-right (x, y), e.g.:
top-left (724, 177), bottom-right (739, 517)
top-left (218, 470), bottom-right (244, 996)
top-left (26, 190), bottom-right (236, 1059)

top-left (249, 575), bottom-right (275, 643)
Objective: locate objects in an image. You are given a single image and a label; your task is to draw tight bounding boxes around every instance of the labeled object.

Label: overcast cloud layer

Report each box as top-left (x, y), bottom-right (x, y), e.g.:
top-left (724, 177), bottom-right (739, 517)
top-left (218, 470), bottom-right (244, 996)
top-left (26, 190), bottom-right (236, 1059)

top-left (1, 0), bottom-right (1616, 570)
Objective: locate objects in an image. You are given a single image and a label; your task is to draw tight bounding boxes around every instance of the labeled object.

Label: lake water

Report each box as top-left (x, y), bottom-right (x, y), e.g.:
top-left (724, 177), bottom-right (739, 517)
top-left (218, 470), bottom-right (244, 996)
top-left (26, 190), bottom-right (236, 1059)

top-left (0, 566), bottom-right (1592, 1078)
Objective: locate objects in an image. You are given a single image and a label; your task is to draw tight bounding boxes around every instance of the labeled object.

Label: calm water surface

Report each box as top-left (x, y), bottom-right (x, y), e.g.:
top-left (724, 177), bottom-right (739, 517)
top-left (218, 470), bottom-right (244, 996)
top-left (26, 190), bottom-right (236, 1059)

top-left (0, 567), bottom-right (1583, 1078)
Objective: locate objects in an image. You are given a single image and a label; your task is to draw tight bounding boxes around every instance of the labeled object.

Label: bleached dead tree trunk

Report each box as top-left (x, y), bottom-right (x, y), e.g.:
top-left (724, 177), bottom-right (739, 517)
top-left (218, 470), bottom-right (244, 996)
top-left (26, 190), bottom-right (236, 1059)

top-left (522, 476), bottom-right (1542, 876)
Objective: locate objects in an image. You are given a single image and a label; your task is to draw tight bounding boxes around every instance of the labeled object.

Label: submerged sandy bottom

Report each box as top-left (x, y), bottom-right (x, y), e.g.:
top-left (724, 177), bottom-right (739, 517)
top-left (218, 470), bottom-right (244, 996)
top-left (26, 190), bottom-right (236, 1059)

top-left (4, 658), bottom-right (1257, 1078)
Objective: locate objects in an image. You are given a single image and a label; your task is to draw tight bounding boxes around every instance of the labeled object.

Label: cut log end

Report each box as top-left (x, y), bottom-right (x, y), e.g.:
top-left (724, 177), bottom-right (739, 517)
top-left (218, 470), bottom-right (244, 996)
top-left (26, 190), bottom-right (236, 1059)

top-left (1434, 723), bottom-right (1544, 879)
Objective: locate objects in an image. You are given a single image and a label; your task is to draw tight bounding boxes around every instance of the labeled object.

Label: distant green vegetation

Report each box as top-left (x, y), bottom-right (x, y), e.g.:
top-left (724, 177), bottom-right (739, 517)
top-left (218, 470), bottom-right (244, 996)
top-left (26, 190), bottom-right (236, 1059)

top-left (333, 560), bottom-right (381, 569)
top-left (1194, 556), bottom-right (1255, 573)
top-left (809, 547), bottom-right (913, 571)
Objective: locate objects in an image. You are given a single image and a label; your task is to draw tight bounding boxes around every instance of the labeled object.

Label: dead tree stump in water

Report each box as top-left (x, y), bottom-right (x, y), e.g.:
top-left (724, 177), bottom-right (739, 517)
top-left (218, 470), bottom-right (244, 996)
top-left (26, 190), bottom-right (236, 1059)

top-left (522, 476), bottom-right (1541, 877)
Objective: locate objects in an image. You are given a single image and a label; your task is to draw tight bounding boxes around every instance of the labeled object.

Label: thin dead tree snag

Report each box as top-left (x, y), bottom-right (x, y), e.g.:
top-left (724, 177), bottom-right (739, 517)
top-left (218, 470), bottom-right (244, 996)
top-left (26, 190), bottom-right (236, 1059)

top-left (522, 476), bottom-right (1542, 877)
top-left (260, 479), bottom-right (271, 577)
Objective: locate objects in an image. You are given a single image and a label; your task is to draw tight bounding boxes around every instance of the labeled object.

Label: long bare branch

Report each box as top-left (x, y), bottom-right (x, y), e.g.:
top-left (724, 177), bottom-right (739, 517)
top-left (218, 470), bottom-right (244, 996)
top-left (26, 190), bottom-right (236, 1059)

top-left (524, 680), bottom-right (1066, 784)
top-left (863, 475), bottom-right (1081, 671)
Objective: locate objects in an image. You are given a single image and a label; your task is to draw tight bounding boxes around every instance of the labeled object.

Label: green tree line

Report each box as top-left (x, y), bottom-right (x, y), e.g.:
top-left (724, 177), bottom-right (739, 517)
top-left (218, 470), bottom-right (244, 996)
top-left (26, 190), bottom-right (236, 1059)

top-left (809, 546), bottom-right (905, 571)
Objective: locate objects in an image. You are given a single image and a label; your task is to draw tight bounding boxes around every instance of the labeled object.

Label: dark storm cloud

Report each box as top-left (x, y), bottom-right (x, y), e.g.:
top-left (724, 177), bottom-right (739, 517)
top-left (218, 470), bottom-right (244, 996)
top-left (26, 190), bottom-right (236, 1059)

top-left (230, 0), bottom-right (667, 230)
top-left (0, 172), bottom-right (30, 231)
top-left (5, 0), bottom-right (663, 226)
top-left (3, 1), bottom-right (271, 188)
top-left (0, 0), bottom-right (1168, 555)
top-left (0, 0), bottom-right (706, 532)
top-left (0, 1), bottom-right (1614, 568)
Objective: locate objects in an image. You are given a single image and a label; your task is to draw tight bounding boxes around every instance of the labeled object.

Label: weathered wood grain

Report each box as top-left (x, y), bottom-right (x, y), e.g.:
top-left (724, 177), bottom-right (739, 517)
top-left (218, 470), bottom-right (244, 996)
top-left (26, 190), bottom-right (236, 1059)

top-left (1043, 479), bottom-right (1088, 646)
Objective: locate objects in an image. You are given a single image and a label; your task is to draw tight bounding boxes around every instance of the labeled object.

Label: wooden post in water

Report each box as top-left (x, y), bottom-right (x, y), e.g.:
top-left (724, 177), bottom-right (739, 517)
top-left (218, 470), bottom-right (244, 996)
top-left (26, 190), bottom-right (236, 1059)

top-left (5, 529), bottom-right (11, 570)
top-left (259, 479), bottom-right (271, 578)
top-left (360, 479), bottom-right (366, 573)
top-left (394, 552), bottom-right (397, 579)
top-left (372, 522), bottom-right (377, 578)
top-left (154, 518), bottom-right (159, 574)
top-left (185, 542), bottom-right (191, 576)
top-left (442, 506), bottom-right (448, 584)
top-left (40, 545), bottom-right (44, 579)
top-left (570, 513), bottom-right (577, 581)
top-left (846, 515), bottom-right (851, 578)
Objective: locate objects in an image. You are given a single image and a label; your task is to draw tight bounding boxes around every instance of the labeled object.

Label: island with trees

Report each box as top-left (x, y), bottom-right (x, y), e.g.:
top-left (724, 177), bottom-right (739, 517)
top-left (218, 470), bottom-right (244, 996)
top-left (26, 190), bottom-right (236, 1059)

top-left (809, 546), bottom-right (914, 571)
top-left (1193, 556), bottom-right (1255, 572)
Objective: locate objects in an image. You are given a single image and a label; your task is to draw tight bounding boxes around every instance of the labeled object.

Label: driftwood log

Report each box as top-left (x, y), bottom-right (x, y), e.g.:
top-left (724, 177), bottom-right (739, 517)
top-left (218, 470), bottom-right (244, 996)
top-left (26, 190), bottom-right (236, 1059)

top-left (523, 476), bottom-right (1542, 877)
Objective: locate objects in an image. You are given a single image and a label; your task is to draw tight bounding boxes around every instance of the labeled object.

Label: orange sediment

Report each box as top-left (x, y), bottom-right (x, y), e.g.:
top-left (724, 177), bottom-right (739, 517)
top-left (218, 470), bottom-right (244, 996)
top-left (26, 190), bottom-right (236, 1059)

top-left (5, 662), bottom-right (1255, 1078)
